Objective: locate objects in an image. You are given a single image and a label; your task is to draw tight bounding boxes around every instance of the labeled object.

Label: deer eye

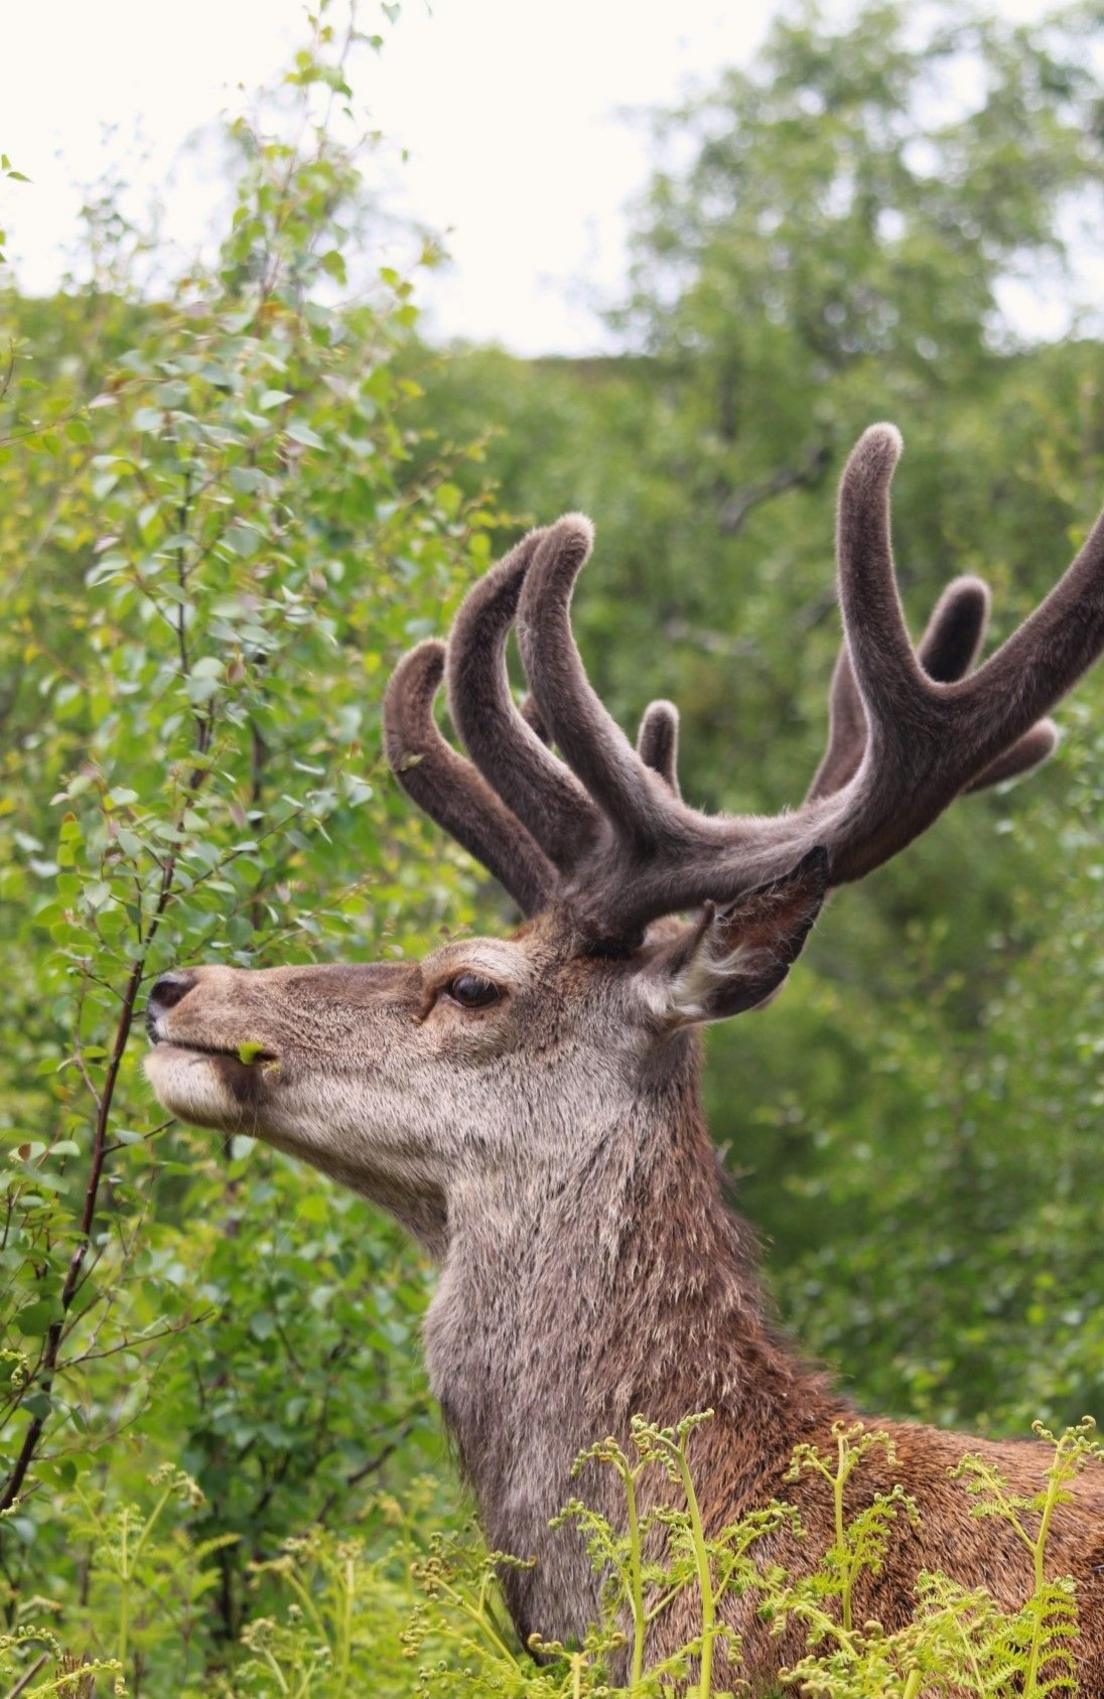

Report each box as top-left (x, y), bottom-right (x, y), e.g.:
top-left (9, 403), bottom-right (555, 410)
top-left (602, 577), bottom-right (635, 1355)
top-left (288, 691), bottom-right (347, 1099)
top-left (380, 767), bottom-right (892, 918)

top-left (446, 972), bottom-right (501, 1010)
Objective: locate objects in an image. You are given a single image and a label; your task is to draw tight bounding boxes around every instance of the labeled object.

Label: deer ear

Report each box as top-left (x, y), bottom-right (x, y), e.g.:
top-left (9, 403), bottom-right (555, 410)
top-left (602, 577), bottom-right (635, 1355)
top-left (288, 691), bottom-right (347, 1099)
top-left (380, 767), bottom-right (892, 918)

top-left (656, 847), bottom-right (829, 1026)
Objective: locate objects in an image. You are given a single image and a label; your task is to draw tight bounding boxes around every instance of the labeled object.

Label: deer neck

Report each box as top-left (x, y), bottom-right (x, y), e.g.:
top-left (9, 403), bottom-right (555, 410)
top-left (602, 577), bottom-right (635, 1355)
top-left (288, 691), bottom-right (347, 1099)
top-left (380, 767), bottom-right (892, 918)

top-left (422, 1040), bottom-right (836, 1642)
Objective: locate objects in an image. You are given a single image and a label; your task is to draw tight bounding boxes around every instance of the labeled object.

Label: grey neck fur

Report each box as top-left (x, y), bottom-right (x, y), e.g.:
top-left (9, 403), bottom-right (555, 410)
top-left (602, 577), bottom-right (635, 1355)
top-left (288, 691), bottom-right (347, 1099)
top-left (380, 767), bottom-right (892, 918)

top-left (422, 1038), bottom-right (831, 1644)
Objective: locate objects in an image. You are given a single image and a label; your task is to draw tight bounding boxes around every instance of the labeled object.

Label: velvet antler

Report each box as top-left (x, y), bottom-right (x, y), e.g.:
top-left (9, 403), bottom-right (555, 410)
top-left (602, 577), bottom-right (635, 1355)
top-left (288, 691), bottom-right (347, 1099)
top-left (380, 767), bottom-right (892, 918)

top-left (382, 640), bottom-right (555, 916)
top-left (807, 572), bottom-right (1058, 801)
top-left (384, 424), bottom-right (1104, 946)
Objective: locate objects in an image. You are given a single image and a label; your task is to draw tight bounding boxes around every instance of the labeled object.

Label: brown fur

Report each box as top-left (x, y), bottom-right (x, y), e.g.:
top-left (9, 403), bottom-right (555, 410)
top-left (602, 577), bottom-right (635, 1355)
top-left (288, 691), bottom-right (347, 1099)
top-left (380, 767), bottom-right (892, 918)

top-left (145, 424), bottom-right (1104, 1691)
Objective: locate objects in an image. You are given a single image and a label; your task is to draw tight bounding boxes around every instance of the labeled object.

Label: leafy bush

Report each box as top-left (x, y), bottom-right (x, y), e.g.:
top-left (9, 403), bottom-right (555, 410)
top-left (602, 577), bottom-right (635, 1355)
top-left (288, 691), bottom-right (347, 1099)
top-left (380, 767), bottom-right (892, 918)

top-left (0, 3), bottom-right (498, 1687)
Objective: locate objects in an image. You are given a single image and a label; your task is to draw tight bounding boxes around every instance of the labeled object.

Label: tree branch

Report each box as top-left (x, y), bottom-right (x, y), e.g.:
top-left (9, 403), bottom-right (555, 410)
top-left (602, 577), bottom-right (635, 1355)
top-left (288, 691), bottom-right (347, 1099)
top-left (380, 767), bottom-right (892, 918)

top-left (718, 441), bottom-right (831, 535)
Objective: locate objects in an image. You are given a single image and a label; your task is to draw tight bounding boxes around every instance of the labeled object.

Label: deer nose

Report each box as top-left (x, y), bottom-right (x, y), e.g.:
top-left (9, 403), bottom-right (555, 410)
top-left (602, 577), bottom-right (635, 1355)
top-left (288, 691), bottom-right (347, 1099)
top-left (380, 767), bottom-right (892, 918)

top-left (146, 970), bottom-right (198, 1037)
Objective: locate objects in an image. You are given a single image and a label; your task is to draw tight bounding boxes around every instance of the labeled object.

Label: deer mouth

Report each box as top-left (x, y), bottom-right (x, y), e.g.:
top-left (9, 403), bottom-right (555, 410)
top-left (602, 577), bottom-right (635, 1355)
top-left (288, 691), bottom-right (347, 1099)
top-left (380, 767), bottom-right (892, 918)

top-left (146, 1037), bottom-right (283, 1117)
top-left (147, 1034), bottom-right (279, 1069)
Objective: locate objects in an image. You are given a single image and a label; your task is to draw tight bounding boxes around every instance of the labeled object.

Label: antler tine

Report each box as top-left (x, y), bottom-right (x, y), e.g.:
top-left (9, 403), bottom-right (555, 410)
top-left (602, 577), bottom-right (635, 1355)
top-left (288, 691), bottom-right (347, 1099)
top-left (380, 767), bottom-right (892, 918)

top-left (806, 648), bottom-right (866, 802)
top-left (918, 576), bottom-right (990, 683)
top-left (951, 502), bottom-right (1104, 746)
top-left (808, 573), bottom-right (994, 802)
top-left (521, 686), bottom-right (683, 800)
top-left (520, 694), bottom-right (551, 745)
top-left (446, 528), bottom-right (601, 875)
top-left (521, 686), bottom-right (684, 798)
top-left (637, 701), bottom-right (681, 798)
top-left (517, 518), bottom-right (683, 848)
top-left (810, 424), bottom-right (1104, 883)
top-left (911, 578), bottom-right (1061, 786)
top-left (833, 425), bottom-right (928, 726)
top-left (965, 719), bottom-right (1059, 790)
top-left (383, 640), bottom-right (556, 917)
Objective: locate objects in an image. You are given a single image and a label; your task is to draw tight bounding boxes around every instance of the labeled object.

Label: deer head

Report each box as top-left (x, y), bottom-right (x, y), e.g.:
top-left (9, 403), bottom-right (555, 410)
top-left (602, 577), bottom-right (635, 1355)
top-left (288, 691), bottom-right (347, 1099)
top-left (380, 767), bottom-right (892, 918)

top-left (145, 423), bottom-right (1102, 1249)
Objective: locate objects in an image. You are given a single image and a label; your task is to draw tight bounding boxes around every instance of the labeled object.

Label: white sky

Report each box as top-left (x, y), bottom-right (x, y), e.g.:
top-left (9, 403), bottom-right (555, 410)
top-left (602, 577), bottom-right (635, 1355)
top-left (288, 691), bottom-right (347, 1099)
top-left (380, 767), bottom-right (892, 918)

top-left (0, 0), bottom-right (1084, 356)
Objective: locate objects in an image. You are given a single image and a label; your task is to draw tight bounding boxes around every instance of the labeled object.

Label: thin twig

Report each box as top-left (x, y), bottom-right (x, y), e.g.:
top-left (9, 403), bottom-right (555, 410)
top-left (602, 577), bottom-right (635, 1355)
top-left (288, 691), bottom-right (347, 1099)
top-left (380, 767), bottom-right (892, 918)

top-left (3, 1650), bottom-right (50, 1699)
top-left (718, 441), bottom-right (830, 535)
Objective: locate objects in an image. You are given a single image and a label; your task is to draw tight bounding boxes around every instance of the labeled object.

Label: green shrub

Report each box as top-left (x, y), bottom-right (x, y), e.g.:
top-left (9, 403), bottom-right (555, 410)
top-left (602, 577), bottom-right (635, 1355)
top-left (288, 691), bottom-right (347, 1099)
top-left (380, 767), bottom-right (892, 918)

top-left (0, 3), bottom-right (497, 1687)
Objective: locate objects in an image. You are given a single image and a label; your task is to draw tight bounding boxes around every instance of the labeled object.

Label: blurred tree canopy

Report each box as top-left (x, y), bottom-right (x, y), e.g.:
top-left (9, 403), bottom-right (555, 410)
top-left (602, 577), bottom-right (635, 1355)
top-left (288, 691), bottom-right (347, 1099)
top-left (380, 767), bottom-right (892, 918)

top-left (415, 0), bottom-right (1104, 1433)
top-left (3, 0), bottom-right (1104, 1691)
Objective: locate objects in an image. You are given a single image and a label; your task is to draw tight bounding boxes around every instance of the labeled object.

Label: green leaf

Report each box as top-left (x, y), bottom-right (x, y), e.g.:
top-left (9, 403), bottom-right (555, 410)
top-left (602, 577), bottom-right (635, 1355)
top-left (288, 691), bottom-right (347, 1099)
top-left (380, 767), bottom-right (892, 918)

top-left (15, 1301), bottom-right (56, 1337)
top-left (285, 419), bottom-right (324, 450)
top-left (224, 523), bottom-right (262, 558)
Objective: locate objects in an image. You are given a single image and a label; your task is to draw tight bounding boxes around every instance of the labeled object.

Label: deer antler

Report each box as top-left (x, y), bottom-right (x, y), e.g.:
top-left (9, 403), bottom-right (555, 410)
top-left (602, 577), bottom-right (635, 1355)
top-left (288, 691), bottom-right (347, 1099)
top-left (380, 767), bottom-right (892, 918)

top-left (385, 424), bottom-right (1104, 947)
top-left (636, 701), bottom-right (681, 797)
top-left (382, 639), bottom-right (555, 917)
top-left (522, 689), bottom-right (681, 796)
top-left (807, 570), bottom-right (1058, 802)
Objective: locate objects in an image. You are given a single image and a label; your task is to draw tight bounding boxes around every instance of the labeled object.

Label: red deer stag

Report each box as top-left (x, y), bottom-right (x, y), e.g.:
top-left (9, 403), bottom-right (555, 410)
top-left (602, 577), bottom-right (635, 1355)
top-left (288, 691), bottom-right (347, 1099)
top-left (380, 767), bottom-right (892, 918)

top-left (146, 424), bottom-right (1104, 1691)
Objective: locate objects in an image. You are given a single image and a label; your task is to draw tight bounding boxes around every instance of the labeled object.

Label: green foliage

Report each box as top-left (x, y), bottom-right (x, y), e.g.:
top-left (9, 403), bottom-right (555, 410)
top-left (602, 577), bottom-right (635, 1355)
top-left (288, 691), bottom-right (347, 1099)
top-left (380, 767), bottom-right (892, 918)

top-left (546, 1414), bottom-right (799, 1693)
top-left (771, 1419), bottom-right (1100, 1699)
top-left (64, 1463), bottom-right (234, 1690)
top-left (234, 1414), bottom-right (1094, 1699)
top-left (0, 2), bottom-right (499, 1689)
top-left (780, 1424), bottom-right (920, 1641)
